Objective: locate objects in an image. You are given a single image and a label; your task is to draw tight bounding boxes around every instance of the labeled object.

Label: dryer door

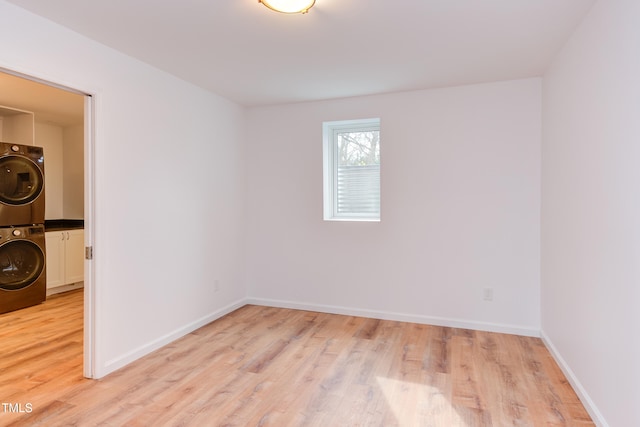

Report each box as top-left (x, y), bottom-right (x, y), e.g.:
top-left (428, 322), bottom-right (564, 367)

top-left (0, 239), bottom-right (45, 290)
top-left (0, 156), bottom-right (44, 206)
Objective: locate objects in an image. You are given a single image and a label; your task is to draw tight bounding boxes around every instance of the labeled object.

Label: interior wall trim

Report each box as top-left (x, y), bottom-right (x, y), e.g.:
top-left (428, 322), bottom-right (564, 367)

top-left (98, 298), bottom-right (246, 378)
top-left (540, 330), bottom-right (608, 427)
top-left (246, 297), bottom-right (540, 338)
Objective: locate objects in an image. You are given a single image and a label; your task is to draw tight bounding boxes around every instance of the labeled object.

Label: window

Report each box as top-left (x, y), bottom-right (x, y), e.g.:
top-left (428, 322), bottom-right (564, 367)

top-left (323, 118), bottom-right (380, 221)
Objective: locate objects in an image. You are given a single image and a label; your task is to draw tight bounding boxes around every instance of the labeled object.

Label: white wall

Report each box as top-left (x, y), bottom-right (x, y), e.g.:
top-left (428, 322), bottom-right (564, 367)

top-left (36, 121), bottom-right (64, 219)
top-left (542, 1), bottom-right (640, 426)
top-left (62, 124), bottom-right (84, 219)
top-left (9, 7), bottom-right (634, 425)
top-left (36, 121), bottom-right (84, 219)
top-left (0, 0), bottom-right (247, 377)
top-left (246, 79), bottom-right (541, 335)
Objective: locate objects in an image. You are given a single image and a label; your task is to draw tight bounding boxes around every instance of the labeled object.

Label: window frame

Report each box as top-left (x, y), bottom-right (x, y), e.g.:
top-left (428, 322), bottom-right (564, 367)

top-left (322, 118), bottom-right (381, 222)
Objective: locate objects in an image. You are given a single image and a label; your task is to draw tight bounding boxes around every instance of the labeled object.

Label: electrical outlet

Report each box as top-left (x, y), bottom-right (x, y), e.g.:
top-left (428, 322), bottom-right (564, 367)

top-left (214, 279), bottom-right (220, 293)
top-left (483, 287), bottom-right (493, 301)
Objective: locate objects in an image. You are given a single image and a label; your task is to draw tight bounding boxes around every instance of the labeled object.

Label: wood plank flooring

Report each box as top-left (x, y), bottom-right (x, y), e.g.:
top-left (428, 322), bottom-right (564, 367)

top-left (0, 290), bottom-right (593, 426)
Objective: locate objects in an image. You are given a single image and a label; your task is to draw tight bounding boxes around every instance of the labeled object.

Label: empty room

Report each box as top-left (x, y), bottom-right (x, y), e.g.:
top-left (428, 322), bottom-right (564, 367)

top-left (0, 0), bottom-right (637, 426)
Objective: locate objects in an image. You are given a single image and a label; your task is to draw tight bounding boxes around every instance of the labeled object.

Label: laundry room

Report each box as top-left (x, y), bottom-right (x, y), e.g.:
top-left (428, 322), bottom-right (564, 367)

top-left (0, 70), bottom-right (85, 313)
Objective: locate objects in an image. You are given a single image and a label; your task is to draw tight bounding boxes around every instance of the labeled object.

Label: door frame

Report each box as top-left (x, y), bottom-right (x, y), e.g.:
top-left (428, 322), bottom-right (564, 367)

top-left (0, 66), bottom-right (96, 378)
top-left (82, 93), bottom-right (95, 378)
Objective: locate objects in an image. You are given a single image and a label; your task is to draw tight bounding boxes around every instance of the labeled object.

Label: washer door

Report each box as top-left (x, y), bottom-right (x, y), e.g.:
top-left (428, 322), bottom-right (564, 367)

top-left (0, 240), bottom-right (45, 291)
top-left (0, 156), bottom-right (44, 206)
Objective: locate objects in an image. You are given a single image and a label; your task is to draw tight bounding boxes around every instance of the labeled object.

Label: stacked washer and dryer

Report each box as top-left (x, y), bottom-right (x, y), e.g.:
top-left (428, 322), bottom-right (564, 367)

top-left (0, 142), bottom-right (47, 314)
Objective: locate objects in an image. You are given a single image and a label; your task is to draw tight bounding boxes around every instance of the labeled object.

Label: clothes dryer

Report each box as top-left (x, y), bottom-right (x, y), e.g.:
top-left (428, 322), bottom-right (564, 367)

top-left (0, 225), bottom-right (46, 314)
top-left (0, 142), bottom-right (45, 227)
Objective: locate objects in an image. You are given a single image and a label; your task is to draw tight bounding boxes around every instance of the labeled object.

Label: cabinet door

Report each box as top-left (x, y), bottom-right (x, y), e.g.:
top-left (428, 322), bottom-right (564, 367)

top-left (45, 232), bottom-right (65, 288)
top-left (64, 229), bottom-right (85, 284)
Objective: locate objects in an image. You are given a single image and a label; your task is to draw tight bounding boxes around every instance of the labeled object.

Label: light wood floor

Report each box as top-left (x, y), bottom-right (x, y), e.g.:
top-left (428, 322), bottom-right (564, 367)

top-left (0, 290), bottom-right (593, 426)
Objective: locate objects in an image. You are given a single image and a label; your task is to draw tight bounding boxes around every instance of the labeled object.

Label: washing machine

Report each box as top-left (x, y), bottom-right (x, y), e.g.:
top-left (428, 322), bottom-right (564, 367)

top-left (0, 224), bottom-right (46, 314)
top-left (0, 142), bottom-right (45, 227)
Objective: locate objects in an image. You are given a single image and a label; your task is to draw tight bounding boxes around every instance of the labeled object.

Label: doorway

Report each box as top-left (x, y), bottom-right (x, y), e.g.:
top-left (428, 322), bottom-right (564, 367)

top-left (0, 68), bottom-right (94, 377)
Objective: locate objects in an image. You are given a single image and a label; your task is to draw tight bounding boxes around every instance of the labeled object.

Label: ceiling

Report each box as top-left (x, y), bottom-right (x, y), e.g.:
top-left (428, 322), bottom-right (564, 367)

top-left (0, 71), bottom-right (84, 126)
top-left (4, 0), bottom-right (596, 107)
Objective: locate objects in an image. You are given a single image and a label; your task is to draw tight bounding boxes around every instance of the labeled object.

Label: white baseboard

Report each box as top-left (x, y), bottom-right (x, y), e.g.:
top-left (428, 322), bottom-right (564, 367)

top-left (98, 296), bottom-right (539, 378)
top-left (246, 297), bottom-right (540, 337)
top-left (47, 281), bottom-right (84, 296)
top-left (96, 296), bottom-right (607, 426)
top-left (540, 330), bottom-right (608, 427)
top-left (98, 298), bottom-right (246, 378)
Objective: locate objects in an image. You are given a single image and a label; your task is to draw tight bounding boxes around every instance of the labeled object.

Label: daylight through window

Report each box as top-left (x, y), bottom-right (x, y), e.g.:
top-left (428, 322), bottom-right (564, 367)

top-left (323, 118), bottom-right (380, 221)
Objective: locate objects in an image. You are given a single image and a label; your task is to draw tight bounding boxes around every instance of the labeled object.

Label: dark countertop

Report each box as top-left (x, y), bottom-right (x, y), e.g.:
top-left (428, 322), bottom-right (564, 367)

top-left (44, 219), bottom-right (84, 231)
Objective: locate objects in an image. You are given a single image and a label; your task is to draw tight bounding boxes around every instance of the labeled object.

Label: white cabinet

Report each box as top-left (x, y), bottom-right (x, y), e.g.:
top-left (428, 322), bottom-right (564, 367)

top-left (0, 105), bottom-right (35, 145)
top-left (45, 229), bottom-right (84, 289)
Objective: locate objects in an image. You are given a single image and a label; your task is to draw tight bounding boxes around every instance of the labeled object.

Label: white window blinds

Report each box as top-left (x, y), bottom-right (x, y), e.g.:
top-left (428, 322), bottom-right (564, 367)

top-left (323, 119), bottom-right (381, 221)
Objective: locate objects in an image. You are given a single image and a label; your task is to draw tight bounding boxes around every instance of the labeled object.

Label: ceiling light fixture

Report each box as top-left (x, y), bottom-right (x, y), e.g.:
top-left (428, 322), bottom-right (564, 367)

top-left (259, 0), bottom-right (315, 14)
